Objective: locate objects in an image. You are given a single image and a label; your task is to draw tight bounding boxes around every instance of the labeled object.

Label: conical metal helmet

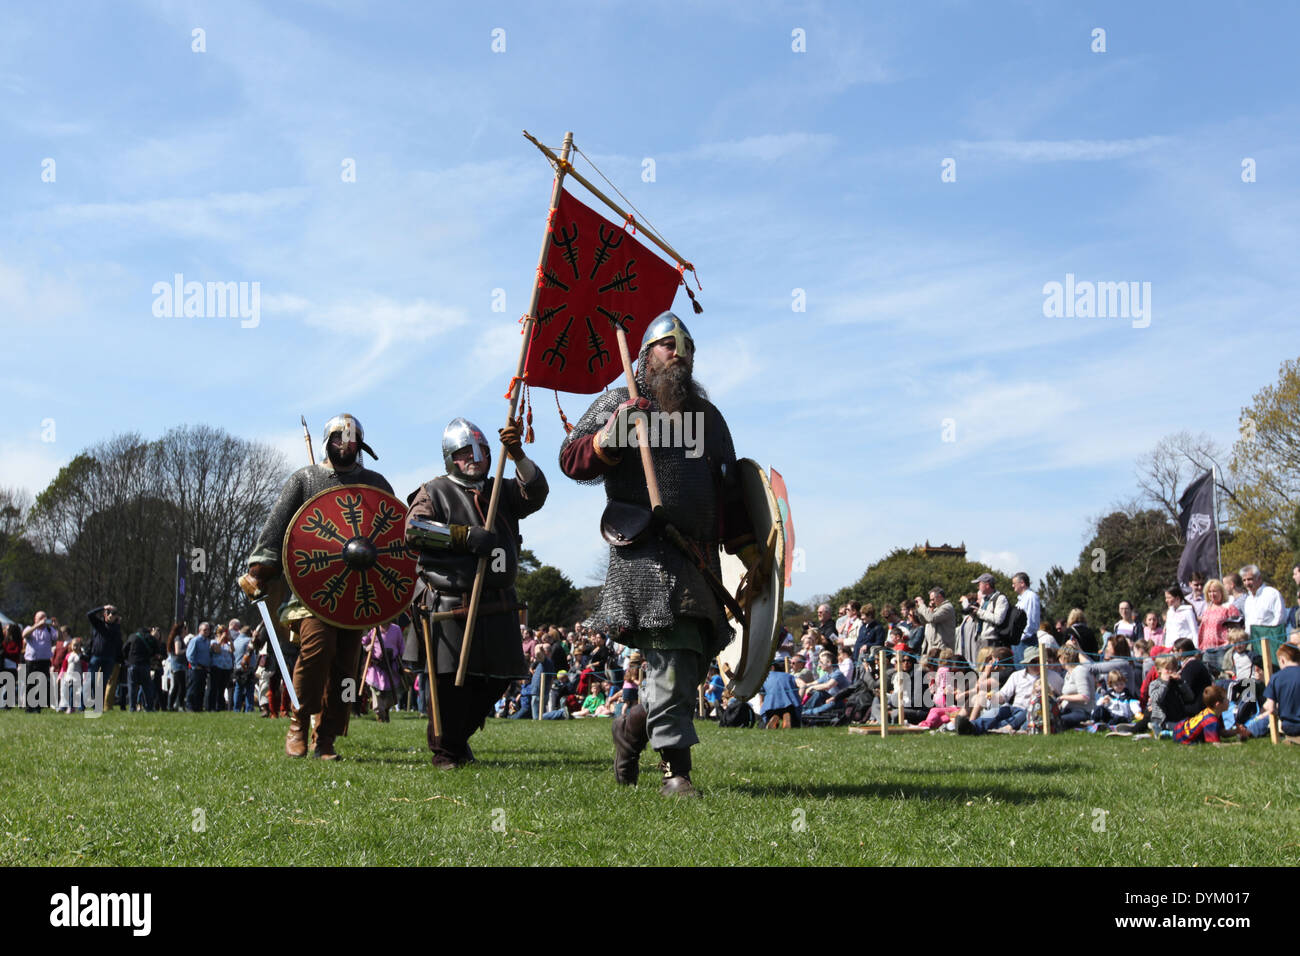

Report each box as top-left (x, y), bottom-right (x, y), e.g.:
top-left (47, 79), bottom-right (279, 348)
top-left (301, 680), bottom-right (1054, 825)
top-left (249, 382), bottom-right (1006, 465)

top-left (442, 417), bottom-right (490, 485)
top-left (640, 311), bottom-right (694, 362)
top-left (321, 413), bottom-right (377, 462)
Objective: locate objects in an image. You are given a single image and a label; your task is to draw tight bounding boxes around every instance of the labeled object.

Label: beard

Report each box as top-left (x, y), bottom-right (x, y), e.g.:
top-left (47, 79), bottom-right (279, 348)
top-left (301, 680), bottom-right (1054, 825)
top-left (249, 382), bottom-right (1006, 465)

top-left (643, 352), bottom-right (707, 414)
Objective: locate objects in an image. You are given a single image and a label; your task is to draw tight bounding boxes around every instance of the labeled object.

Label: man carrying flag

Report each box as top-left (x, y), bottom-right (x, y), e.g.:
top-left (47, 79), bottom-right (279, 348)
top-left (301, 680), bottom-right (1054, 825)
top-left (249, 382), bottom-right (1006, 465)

top-left (560, 311), bottom-right (760, 796)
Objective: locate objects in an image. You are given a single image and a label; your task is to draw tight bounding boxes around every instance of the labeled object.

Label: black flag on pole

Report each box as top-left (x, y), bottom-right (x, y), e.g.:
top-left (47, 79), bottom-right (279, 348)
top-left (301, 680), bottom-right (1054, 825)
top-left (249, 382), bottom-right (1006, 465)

top-left (174, 553), bottom-right (187, 623)
top-left (1176, 471), bottom-right (1218, 588)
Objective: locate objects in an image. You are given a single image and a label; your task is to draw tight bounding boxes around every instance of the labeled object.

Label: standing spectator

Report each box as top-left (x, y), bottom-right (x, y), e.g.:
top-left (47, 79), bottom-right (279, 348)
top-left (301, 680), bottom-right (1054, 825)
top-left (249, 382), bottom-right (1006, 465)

top-left (1010, 572), bottom-right (1041, 665)
top-left (1163, 587), bottom-right (1199, 648)
top-left (1197, 579), bottom-right (1241, 672)
top-left (360, 622), bottom-right (404, 722)
top-left (1062, 608), bottom-right (1098, 655)
top-left (21, 612), bottom-right (58, 712)
top-left (1241, 564), bottom-right (1285, 640)
top-left (1288, 565), bottom-right (1300, 631)
top-left (1186, 572), bottom-right (1207, 621)
top-left (86, 604), bottom-right (124, 711)
top-left (1114, 601), bottom-right (1139, 640)
top-left (852, 604), bottom-right (885, 661)
top-left (231, 621), bottom-right (258, 713)
top-left (815, 603), bottom-right (837, 646)
top-left (185, 621), bottom-right (213, 711)
top-left (969, 573), bottom-right (1009, 649)
top-left (209, 626), bottom-right (234, 711)
top-left (954, 593), bottom-right (981, 666)
top-left (914, 588), bottom-right (956, 656)
top-left (1143, 611), bottom-right (1164, 646)
top-left (50, 627), bottom-right (70, 684)
top-left (58, 638), bottom-right (86, 712)
top-left (1223, 572), bottom-right (1249, 616)
top-left (840, 601), bottom-right (862, 650)
top-left (2, 624), bottom-right (23, 692)
top-left (120, 625), bottom-right (159, 712)
top-left (165, 624), bottom-right (187, 711)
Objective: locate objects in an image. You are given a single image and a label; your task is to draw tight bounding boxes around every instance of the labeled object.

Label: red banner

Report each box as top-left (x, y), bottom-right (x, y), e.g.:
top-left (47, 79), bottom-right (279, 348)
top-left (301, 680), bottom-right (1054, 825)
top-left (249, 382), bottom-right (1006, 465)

top-left (769, 468), bottom-right (795, 588)
top-left (524, 188), bottom-right (681, 394)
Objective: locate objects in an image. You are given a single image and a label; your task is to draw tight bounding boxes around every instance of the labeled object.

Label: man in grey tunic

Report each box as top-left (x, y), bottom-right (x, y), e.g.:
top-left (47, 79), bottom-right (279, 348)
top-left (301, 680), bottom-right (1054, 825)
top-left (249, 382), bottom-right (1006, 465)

top-left (559, 311), bottom-right (758, 797)
top-left (405, 417), bottom-right (547, 768)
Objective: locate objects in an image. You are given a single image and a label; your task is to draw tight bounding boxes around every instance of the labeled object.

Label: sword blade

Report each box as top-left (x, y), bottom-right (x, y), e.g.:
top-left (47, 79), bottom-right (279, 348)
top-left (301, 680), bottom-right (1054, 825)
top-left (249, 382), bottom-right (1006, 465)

top-left (255, 599), bottom-right (300, 712)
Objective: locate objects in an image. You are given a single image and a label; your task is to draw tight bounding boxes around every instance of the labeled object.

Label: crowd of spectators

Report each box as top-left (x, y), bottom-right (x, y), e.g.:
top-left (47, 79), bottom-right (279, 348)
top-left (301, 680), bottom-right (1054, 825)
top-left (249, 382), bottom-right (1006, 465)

top-left (6, 563), bottom-right (1298, 746)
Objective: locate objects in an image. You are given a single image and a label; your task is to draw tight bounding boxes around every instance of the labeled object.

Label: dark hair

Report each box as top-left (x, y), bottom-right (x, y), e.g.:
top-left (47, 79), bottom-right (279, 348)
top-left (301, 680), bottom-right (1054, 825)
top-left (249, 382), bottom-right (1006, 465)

top-left (1012, 572), bottom-right (1030, 587)
top-left (1172, 638), bottom-right (1195, 653)
top-left (1165, 586), bottom-right (1184, 602)
top-left (1202, 685), bottom-right (1226, 708)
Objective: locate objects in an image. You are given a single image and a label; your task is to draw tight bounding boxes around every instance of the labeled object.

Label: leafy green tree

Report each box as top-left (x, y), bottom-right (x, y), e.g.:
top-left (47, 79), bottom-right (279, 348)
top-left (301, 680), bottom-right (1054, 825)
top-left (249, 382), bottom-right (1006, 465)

top-left (829, 548), bottom-right (1013, 617)
top-left (517, 565), bottom-right (581, 630)
top-left (1040, 509), bottom-right (1180, 628)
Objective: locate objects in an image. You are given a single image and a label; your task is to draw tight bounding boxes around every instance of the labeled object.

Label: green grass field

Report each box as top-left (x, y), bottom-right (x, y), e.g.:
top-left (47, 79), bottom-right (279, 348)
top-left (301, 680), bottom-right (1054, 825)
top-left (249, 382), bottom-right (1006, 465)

top-left (2, 710), bottom-right (1296, 867)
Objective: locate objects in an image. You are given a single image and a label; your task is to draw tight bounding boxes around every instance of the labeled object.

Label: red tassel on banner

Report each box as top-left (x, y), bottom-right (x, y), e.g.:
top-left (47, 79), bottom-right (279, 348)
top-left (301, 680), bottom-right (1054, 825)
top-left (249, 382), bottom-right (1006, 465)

top-left (678, 264), bottom-right (704, 314)
top-left (554, 390), bottom-right (574, 435)
top-left (524, 385), bottom-right (535, 444)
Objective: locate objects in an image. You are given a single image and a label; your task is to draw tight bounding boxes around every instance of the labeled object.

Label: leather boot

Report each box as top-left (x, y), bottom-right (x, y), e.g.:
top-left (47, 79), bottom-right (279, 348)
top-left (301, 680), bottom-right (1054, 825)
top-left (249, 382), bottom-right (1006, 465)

top-left (284, 711), bottom-right (309, 758)
top-left (313, 731), bottom-right (340, 760)
top-left (612, 703), bottom-right (648, 785)
top-left (428, 735), bottom-right (462, 770)
top-left (657, 747), bottom-right (699, 797)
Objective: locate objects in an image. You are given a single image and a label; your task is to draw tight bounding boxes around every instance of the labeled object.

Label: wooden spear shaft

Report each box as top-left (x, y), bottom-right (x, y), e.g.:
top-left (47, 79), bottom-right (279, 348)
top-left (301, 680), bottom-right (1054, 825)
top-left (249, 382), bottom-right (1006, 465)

top-left (420, 615), bottom-right (443, 739)
top-left (454, 131), bottom-right (575, 687)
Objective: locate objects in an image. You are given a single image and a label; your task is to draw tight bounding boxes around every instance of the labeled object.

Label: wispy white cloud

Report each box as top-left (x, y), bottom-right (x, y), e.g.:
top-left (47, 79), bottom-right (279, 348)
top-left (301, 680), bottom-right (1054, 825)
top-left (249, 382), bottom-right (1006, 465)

top-left (955, 136), bottom-right (1170, 162)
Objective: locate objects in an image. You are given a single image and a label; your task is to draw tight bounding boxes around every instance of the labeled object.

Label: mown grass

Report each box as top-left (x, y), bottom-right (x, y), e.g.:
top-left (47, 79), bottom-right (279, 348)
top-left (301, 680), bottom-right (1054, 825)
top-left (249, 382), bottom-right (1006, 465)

top-left (1, 710), bottom-right (1296, 866)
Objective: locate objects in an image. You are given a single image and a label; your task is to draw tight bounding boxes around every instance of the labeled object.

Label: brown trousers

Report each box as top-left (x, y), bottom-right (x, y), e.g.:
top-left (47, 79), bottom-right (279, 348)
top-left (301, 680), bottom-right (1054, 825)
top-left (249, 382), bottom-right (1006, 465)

top-left (295, 618), bottom-right (362, 739)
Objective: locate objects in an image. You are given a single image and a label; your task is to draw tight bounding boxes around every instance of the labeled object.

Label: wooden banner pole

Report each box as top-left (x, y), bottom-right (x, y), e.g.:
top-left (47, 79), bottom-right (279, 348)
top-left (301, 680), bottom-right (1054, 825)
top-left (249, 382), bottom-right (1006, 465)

top-left (455, 131), bottom-right (575, 687)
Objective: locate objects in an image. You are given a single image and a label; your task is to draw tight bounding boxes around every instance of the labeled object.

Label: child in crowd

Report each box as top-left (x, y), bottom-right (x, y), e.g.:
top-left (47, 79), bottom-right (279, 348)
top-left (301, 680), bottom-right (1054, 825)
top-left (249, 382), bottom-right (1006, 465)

top-left (1238, 643), bottom-right (1300, 739)
top-left (919, 649), bottom-right (961, 729)
top-left (575, 679), bottom-right (607, 717)
top-left (1173, 685), bottom-right (1232, 744)
top-left (1093, 670), bottom-right (1141, 727)
top-left (1147, 655), bottom-right (1195, 735)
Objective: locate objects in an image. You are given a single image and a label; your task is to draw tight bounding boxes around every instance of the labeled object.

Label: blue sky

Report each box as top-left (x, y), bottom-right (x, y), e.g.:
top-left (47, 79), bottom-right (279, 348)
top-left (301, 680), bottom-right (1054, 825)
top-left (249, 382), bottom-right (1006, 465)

top-left (3, 1), bottom-right (1298, 602)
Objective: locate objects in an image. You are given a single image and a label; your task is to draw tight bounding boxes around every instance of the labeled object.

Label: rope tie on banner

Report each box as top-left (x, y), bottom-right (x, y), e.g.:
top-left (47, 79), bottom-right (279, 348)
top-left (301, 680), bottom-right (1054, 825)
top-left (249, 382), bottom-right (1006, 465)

top-left (677, 263), bottom-right (703, 314)
top-left (623, 213), bottom-right (637, 236)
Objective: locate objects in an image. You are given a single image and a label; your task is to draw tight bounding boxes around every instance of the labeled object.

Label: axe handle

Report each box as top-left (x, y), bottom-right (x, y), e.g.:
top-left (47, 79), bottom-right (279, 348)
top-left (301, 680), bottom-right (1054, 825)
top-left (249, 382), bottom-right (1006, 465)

top-left (420, 615), bottom-right (443, 739)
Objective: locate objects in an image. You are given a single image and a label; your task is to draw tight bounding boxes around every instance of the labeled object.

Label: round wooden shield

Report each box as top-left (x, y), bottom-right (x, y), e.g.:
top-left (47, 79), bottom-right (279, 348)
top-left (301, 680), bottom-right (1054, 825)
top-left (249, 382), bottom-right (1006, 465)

top-left (282, 484), bottom-right (418, 630)
top-left (717, 460), bottom-right (786, 700)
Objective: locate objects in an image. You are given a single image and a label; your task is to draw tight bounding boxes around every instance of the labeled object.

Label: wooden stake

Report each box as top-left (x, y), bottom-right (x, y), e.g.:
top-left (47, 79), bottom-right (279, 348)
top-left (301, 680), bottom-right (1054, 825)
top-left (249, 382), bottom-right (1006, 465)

top-left (895, 646), bottom-right (905, 728)
top-left (539, 671), bottom-right (550, 719)
top-left (698, 684), bottom-right (707, 717)
top-left (878, 649), bottom-right (887, 738)
top-left (420, 614), bottom-right (443, 739)
top-left (456, 131), bottom-right (575, 687)
top-left (1039, 656), bottom-right (1051, 735)
top-left (1260, 637), bottom-right (1279, 745)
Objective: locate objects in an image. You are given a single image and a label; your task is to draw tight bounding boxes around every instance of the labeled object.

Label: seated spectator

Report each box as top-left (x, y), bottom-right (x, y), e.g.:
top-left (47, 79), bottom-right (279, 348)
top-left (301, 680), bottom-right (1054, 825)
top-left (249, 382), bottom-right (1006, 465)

top-left (802, 649), bottom-right (851, 717)
top-left (1056, 644), bottom-right (1130, 730)
top-left (955, 647), bottom-right (1062, 734)
top-left (918, 648), bottom-right (962, 729)
top-left (1172, 638), bottom-right (1212, 704)
top-left (761, 660), bottom-right (802, 728)
top-left (575, 679), bottom-right (608, 717)
top-left (1064, 608), bottom-right (1098, 655)
top-left (1147, 655), bottom-right (1195, 734)
top-left (718, 689), bottom-right (755, 727)
top-left (1092, 670), bottom-right (1142, 727)
top-left (1239, 643), bottom-right (1300, 739)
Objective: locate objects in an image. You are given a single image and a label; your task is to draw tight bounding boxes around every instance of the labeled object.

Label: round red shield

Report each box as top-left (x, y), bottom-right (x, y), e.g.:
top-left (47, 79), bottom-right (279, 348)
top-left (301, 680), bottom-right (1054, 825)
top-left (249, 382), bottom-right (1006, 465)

top-left (282, 484), bottom-right (418, 630)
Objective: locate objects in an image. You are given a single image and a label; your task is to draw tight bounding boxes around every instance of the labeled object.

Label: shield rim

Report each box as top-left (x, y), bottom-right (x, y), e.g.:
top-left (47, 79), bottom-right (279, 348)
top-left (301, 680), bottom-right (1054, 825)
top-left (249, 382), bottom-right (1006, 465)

top-left (281, 482), bottom-right (417, 631)
top-left (717, 459), bottom-right (786, 700)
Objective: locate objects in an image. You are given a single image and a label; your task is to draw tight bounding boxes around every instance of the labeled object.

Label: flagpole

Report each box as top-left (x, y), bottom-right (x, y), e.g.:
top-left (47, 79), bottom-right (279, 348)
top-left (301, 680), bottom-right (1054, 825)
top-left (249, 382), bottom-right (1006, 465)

top-left (454, 131), bottom-right (575, 687)
top-left (523, 130), bottom-right (694, 273)
top-left (1213, 464), bottom-right (1222, 581)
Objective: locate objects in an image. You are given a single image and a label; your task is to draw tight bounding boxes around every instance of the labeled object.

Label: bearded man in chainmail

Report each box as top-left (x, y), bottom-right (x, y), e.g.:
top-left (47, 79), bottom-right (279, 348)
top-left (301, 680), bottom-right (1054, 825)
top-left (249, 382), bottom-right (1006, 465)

top-left (404, 417), bottom-right (547, 768)
top-left (559, 311), bottom-right (758, 797)
top-left (239, 414), bottom-right (393, 760)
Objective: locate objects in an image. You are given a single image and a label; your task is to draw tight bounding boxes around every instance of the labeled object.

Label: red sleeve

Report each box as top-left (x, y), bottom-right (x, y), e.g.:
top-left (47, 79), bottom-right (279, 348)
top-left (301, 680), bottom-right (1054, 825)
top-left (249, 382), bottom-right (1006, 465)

top-left (560, 433), bottom-right (615, 481)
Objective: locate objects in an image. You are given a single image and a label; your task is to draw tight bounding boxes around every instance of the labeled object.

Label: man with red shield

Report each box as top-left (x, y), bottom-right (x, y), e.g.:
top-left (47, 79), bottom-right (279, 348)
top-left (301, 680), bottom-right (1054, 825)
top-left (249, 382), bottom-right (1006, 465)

top-left (239, 413), bottom-right (397, 760)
